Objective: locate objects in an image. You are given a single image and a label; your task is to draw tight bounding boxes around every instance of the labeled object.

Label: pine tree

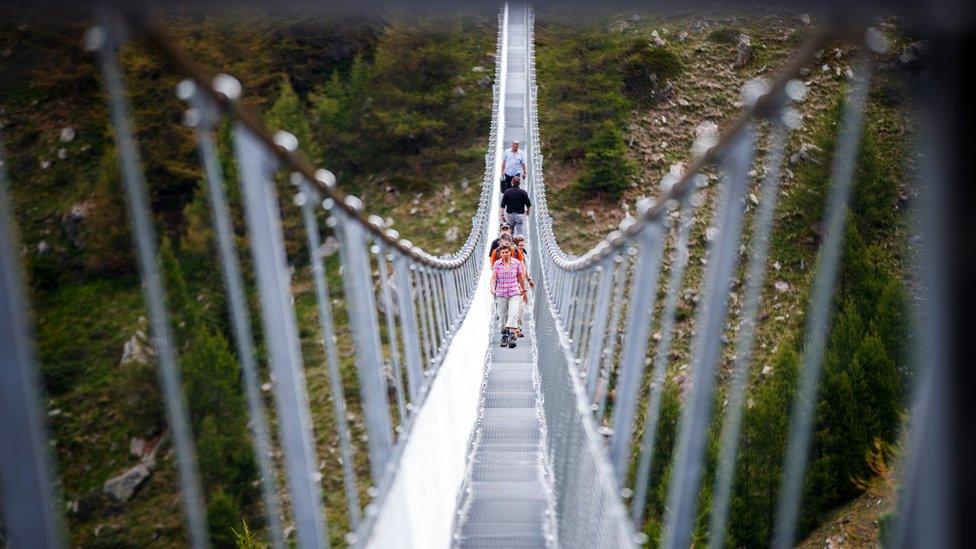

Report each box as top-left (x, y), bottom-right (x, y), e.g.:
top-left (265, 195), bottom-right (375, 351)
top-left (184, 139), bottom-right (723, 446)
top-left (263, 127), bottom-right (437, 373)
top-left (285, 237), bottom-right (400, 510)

top-left (577, 122), bottom-right (634, 197)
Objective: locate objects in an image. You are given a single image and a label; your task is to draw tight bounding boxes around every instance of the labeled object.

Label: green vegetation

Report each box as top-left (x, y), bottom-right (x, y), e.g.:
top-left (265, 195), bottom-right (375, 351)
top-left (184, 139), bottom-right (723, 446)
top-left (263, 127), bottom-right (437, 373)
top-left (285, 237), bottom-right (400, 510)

top-left (535, 20), bottom-right (684, 197)
top-left (707, 28), bottom-right (742, 44)
top-left (2, 9), bottom-right (492, 546)
top-left (620, 39), bottom-right (684, 106)
top-left (724, 98), bottom-right (909, 545)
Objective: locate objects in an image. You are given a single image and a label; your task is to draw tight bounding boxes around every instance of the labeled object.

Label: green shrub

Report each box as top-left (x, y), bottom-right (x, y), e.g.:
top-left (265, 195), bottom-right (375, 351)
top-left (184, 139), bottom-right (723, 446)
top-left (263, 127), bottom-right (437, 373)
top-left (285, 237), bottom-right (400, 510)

top-left (576, 123), bottom-right (634, 197)
top-left (724, 91), bottom-right (908, 545)
top-left (619, 40), bottom-right (683, 105)
top-left (727, 345), bottom-right (799, 547)
top-left (207, 489), bottom-right (244, 549)
top-left (639, 381), bottom-right (682, 544)
top-left (158, 240), bottom-right (257, 533)
top-left (707, 28), bottom-right (741, 44)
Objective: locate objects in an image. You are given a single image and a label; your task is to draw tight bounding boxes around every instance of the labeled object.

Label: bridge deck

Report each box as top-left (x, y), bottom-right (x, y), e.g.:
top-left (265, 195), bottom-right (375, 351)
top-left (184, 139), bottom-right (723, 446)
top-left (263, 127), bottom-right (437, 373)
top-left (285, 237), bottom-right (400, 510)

top-left (452, 313), bottom-right (555, 548)
top-left (452, 5), bottom-right (555, 548)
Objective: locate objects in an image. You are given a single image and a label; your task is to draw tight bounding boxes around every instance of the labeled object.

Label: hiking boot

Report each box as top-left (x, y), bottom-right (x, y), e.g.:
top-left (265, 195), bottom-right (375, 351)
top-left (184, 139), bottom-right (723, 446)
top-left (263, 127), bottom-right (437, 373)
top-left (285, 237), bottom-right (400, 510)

top-left (500, 330), bottom-right (509, 347)
top-left (508, 337), bottom-right (517, 349)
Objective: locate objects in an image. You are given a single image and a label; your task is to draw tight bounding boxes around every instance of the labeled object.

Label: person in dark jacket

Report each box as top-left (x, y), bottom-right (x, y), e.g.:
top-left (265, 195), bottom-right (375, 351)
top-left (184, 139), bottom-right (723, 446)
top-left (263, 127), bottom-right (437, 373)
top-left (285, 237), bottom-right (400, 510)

top-left (500, 176), bottom-right (531, 238)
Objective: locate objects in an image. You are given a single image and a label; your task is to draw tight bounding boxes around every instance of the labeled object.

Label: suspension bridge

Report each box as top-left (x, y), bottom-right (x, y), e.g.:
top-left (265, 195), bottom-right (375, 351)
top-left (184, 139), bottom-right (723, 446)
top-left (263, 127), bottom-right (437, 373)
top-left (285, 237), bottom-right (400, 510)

top-left (0, 2), bottom-right (967, 548)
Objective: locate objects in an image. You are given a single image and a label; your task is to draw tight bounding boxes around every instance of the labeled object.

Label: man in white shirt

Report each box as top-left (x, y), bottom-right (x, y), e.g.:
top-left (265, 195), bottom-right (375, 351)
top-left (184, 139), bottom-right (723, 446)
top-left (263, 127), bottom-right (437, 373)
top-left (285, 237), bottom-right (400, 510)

top-left (501, 140), bottom-right (526, 193)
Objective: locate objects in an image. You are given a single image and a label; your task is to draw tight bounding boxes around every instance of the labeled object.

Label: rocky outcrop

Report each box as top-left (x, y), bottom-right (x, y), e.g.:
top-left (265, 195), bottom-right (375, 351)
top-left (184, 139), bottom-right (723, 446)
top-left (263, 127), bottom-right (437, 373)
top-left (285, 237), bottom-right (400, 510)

top-left (733, 34), bottom-right (753, 69)
top-left (102, 432), bottom-right (168, 503)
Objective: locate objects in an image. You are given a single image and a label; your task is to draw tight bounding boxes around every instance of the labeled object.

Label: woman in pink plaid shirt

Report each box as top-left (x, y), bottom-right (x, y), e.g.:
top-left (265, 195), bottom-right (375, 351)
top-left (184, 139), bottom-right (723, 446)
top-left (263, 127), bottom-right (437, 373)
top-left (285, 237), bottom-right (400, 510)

top-left (489, 245), bottom-right (528, 348)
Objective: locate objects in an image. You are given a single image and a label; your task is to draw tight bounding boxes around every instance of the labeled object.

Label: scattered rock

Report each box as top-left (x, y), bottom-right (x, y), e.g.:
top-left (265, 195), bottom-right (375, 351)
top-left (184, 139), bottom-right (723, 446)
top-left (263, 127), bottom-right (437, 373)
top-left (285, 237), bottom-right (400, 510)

top-left (705, 227), bottom-right (720, 243)
top-left (477, 76), bottom-right (492, 88)
top-left (121, 328), bottom-right (153, 366)
top-left (471, 65), bottom-right (486, 73)
top-left (677, 31), bottom-right (689, 42)
top-left (37, 240), bottom-right (50, 255)
top-left (60, 127), bottom-right (76, 142)
top-left (93, 523), bottom-right (123, 538)
top-left (129, 437), bottom-right (146, 459)
top-left (799, 13), bottom-right (812, 25)
top-left (61, 200), bottom-right (94, 249)
top-left (586, 210), bottom-right (596, 221)
top-left (444, 226), bottom-right (459, 243)
top-left (692, 121), bottom-right (719, 157)
top-left (650, 30), bottom-right (667, 47)
top-left (102, 432), bottom-right (168, 503)
top-left (103, 463), bottom-right (151, 503)
top-left (898, 41), bottom-right (927, 72)
top-left (733, 34), bottom-right (753, 69)
top-left (57, 147), bottom-right (67, 160)
top-left (452, 86), bottom-right (465, 97)
top-left (774, 280), bottom-right (790, 293)
top-left (761, 364), bottom-right (774, 376)
top-left (320, 236), bottom-right (340, 258)
top-left (789, 142), bottom-right (822, 167)
top-left (653, 81), bottom-right (675, 102)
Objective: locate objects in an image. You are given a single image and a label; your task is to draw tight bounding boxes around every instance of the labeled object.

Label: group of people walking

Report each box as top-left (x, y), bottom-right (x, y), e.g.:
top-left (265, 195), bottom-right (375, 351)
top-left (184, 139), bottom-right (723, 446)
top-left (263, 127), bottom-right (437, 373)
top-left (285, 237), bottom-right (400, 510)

top-left (490, 140), bottom-right (534, 348)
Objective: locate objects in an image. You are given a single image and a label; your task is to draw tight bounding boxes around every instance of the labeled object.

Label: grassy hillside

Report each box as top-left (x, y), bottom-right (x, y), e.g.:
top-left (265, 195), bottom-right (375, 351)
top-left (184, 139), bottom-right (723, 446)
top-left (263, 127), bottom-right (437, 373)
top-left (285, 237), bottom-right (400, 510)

top-left (534, 7), bottom-right (919, 546)
top-left (1, 8), bottom-right (493, 546)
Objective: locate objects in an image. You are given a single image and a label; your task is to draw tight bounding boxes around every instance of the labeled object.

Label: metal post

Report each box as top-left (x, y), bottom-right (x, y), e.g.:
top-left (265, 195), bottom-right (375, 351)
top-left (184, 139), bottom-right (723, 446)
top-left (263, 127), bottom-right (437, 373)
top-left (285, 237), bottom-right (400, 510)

top-left (772, 51), bottom-right (875, 549)
top-left (393, 253), bottom-right (425, 403)
top-left (234, 126), bottom-right (327, 549)
top-left (187, 87), bottom-right (284, 549)
top-left (0, 132), bottom-right (64, 549)
top-left (96, 16), bottom-right (209, 547)
top-left (373, 241), bottom-right (408, 426)
top-left (298, 182), bottom-right (362, 531)
top-left (584, 259), bottom-right (615, 391)
top-left (608, 220), bottom-right (666, 481)
top-left (334, 201), bottom-right (394, 482)
top-left (632, 189), bottom-right (698, 529)
top-left (708, 113), bottom-right (791, 547)
top-left (664, 126), bottom-right (755, 549)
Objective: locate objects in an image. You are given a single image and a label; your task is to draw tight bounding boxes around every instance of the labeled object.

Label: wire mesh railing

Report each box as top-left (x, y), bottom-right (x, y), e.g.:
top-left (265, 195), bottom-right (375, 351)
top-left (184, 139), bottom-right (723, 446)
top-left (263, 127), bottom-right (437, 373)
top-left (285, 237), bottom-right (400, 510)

top-left (0, 5), bottom-right (505, 548)
top-left (524, 4), bottom-right (941, 547)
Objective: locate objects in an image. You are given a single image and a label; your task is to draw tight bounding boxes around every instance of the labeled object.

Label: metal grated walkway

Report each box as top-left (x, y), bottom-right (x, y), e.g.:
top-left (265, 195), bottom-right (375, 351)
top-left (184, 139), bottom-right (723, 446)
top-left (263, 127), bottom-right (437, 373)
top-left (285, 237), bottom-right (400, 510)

top-left (452, 311), bottom-right (555, 548)
top-left (453, 9), bottom-right (555, 545)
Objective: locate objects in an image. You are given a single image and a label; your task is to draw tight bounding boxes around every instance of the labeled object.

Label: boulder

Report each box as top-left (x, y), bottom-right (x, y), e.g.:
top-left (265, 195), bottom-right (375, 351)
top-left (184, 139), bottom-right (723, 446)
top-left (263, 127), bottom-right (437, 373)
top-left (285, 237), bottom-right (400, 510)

top-left (733, 34), bottom-right (753, 69)
top-left (103, 463), bottom-right (151, 503)
top-left (650, 30), bottom-right (666, 47)
top-left (789, 142), bottom-right (822, 167)
top-left (121, 328), bottom-right (153, 366)
top-left (444, 226), bottom-right (459, 243)
top-left (61, 200), bottom-right (94, 249)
